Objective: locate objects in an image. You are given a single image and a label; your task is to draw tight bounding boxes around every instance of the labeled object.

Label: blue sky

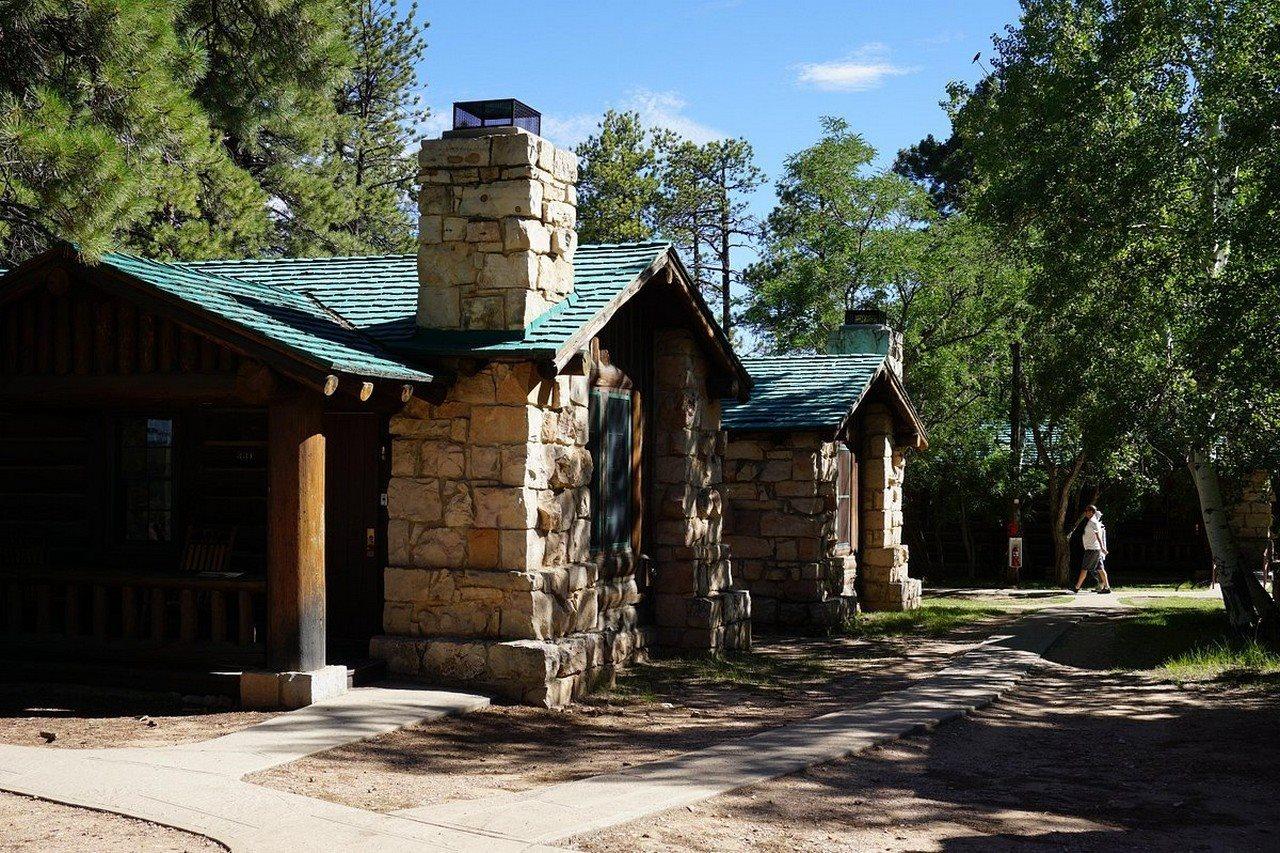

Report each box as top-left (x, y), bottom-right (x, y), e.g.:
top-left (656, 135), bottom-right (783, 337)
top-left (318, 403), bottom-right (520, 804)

top-left (416, 0), bottom-right (1022, 205)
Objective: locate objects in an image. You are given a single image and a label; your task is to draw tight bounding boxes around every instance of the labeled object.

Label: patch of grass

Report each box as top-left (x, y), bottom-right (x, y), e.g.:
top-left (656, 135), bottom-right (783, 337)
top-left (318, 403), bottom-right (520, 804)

top-left (1160, 639), bottom-right (1280, 682)
top-left (611, 650), bottom-right (832, 702)
top-left (1105, 605), bottom-right (1230, 670)
top-left (1105, 602), bottom-right (1280, 685)
top-left (1119, 595), bottom-right (1220, 610)
top-left (844, 603), bottom-right (1008, 638)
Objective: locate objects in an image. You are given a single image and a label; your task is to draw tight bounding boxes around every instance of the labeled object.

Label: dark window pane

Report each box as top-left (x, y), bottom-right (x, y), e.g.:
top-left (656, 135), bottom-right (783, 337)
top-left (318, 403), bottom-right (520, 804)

top-left (590, 390), bottom-right (632, 550)
top-left (119, 417), bottom-right (174, 543)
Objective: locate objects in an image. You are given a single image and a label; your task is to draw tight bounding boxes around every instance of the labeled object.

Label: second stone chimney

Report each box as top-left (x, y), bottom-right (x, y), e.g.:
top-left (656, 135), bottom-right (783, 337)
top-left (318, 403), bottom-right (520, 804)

top-left (417, 100), bottom-right (578, 331)
top-left (827, 306), bottom-right (904, 378)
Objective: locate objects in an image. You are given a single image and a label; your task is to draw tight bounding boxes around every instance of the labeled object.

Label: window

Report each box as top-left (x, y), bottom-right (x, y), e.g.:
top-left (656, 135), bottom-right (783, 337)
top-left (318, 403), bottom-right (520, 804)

top-left (835, 443), bottom-right (858, 550)
top-left (119, 417), bottom-right (174, 542)
top-left (589, 389), bottom-right (633, 551)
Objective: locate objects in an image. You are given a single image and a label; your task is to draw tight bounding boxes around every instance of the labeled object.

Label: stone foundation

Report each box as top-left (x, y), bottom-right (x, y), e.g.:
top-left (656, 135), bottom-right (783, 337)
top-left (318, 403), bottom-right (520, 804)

top-left (371, 625), bottom-right (651, 707)
top-left (240, 665), bottom-right (348, 710)
top-left (724, 430), bottom-right (856, 630)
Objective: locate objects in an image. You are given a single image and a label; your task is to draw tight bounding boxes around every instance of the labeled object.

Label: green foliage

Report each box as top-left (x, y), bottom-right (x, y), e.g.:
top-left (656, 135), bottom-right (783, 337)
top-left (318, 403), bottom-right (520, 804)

top-left (575, 112), bottom-right (763, 331)
top-left (1, 0), bottom-right (425, 264)
top-left (280, 0), bottom-right (427, 255)
top-left (0, 0), bottom-right (271, 263)
top-left (957, 0), bottom-right (1280, 470)
top-left (574, 111), bottom-right (663, 245)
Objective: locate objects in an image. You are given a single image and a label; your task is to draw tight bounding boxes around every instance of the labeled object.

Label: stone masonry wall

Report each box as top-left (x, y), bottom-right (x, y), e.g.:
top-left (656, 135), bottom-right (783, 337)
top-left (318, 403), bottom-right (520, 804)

top-left (650, 328), bottom-right (751, 652)
top-left (417, 128), bottom-right (577, 331)
top-left (1228, 470), bottom-right (1274, 576)
top-left (723, 430), bottom-right (857, 629)
top-left (859, 402), bottom-right (921, 611)
top-left (372, 358), bottom-right (650, 707)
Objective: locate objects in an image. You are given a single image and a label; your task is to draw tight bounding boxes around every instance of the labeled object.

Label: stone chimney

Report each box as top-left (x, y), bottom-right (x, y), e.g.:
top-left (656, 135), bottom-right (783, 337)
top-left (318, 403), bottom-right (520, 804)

top-left (827, 307), bottom-right (903, 378)
top-left (417, 104), bottom-right (578, 331)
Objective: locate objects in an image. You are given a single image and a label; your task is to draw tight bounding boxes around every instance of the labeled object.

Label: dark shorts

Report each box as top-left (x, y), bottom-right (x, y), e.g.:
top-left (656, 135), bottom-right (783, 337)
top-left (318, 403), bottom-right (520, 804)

top-left (1082, 550), bottom-right (1104, 576)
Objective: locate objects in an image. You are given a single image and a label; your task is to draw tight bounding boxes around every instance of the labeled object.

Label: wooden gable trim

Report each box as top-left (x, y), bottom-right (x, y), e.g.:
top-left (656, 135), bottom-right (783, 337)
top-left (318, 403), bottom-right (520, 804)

top-left (835, 365), bottom-right (928, 451)
top-left (551, 248), bottom-right (752, 400)
top-left (552, 252), bottom-right (669, 373)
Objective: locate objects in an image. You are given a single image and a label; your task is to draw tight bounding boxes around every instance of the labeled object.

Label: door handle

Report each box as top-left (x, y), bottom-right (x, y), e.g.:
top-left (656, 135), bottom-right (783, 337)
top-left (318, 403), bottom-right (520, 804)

top-left (366, 527), bottom-right (376, 558)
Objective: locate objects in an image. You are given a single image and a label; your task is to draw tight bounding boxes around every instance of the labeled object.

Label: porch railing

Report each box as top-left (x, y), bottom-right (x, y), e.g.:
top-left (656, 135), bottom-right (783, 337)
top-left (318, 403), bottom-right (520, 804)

top-left (0, 569), bottom-right (266, 667)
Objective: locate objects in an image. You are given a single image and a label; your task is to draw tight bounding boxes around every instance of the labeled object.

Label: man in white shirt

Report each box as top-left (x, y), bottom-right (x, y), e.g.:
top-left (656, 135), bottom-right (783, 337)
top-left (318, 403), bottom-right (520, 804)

top-left (1072, 504), bottom-right (1112, 594)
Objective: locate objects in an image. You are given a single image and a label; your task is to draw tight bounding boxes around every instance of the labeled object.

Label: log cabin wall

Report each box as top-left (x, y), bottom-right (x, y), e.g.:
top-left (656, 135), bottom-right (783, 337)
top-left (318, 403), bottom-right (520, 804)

top-left (0, 269), bottom-right (269, 574)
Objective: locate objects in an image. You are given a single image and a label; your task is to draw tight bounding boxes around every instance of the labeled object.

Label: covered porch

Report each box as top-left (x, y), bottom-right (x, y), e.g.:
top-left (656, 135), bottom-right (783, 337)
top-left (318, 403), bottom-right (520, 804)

top-left (0, 248), bottom-right (433, 707)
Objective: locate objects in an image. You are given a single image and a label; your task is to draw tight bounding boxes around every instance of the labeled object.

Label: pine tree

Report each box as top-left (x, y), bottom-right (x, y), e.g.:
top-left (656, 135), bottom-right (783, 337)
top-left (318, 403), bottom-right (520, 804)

top-left (657, 136), bottom-right (763, 334)
top-left (575, 111), bottom-right (662, 244)
top-left (177, 0), bottom-right (353, 255)
top-left (0, 0), bottom-right (271, 264)
top-left (282, 0), bottom-right (428, 256)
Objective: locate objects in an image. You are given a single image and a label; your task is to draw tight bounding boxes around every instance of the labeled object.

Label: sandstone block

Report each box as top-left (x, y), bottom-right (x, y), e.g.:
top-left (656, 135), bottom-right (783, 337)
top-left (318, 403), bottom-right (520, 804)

top-left (458, 180), bottom-right (542, 218)
top-left (419, 136), bottom-right (491, 169)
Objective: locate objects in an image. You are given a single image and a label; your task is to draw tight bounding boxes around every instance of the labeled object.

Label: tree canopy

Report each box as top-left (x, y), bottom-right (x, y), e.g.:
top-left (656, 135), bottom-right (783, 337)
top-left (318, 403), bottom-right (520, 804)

top-left (0, 0), bottom-right (427, 266)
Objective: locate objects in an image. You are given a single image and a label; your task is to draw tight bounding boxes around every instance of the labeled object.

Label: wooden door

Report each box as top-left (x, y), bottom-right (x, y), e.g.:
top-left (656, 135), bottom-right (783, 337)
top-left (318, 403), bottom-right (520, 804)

top-left (322, 412), bottom-right (384, 660)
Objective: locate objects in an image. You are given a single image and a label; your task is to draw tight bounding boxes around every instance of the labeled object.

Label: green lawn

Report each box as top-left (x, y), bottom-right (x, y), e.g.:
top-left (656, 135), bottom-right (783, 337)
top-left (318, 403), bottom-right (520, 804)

top-left (1110, 597), bottom-right (1280, 682)
top-left (844, 600), bottom-right (1011, 638)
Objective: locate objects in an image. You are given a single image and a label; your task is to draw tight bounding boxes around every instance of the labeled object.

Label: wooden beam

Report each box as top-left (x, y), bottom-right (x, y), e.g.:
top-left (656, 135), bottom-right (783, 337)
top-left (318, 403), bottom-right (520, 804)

top-left (267, 391), bottom-right (326, 672)
top-left (0, 374), bottom-right (252, 405)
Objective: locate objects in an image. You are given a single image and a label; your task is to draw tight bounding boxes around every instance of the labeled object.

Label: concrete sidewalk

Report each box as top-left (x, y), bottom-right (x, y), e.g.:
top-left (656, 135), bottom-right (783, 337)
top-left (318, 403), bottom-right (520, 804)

top-left (392, 609), bottom-right (1077, 845)
top-left (0, 607), bottom-right (1082, 851)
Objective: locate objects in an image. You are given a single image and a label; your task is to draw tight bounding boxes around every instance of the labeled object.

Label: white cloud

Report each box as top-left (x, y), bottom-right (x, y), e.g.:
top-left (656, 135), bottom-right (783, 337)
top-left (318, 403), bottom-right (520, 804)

top-left (540, 113), bottom-right (600, 150)
top-left (418, 108), bottom-right (452, 140)
top-left (623, 89), bottom-right (724, 144)
top-left (794, 43), bottom-right (914, 92)
top-left (539, 88), bottom-right (725, 150)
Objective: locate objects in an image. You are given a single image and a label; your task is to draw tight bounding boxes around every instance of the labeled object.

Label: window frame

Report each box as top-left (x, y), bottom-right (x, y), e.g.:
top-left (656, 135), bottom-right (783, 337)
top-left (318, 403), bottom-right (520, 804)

top-left (834, 442), bottom-right (859, 554)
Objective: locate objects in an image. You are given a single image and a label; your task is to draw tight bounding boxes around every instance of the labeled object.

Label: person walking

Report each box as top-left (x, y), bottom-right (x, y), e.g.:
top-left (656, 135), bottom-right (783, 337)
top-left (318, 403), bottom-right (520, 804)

top-left (1072, 504), bottom-right (1112, 594)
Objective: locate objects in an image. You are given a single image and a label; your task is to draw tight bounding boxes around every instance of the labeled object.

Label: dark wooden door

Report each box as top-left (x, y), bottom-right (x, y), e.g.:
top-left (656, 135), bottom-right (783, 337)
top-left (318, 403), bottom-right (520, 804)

top-left (323, 412), bottom-right (384, 660)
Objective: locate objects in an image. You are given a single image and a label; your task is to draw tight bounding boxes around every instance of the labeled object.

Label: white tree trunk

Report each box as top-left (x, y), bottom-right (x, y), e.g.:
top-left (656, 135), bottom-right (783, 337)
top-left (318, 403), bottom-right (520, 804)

top-left (1187, 450), bottom-right (1267, 632)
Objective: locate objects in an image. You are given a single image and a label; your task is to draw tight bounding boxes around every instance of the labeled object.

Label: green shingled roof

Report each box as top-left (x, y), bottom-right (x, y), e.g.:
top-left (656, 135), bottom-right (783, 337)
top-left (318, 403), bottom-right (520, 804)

top-left (184, 243), bottom-right (671, 361)
top-left (102, 253), bottom-right (433, 383)
top-left (2, 242), bottom-right (687, 385)
top-left (722, 353), bottom-right (887, 431)
top-left (184, 253), bottom-right (419, 335)
top-left (391, 242), bottom-right (671, 358)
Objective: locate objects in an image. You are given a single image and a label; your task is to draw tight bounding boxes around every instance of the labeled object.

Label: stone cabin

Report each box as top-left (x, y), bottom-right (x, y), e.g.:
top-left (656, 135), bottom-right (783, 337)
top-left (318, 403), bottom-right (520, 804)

top-left (0, 102), bottom-right (755, 709)
top-left (721, 312), bottom-right (927, 628)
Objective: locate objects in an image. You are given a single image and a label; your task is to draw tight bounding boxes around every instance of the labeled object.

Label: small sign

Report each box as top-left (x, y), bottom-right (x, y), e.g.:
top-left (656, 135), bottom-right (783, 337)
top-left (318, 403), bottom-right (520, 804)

top-left (1008, 537), bottom-right (1024, 571)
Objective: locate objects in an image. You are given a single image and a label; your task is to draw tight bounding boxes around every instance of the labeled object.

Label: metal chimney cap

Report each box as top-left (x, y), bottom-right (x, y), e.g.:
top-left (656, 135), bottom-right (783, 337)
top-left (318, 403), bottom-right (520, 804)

top-left (843, 306), bottom-right (888, 327)
top-left (451, 99), bottom-right (541, 136)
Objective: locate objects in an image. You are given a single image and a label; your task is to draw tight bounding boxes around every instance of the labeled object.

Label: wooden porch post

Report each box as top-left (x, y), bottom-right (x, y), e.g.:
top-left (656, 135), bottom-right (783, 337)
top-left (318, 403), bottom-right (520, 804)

top-left (267, 391), bottom-right (326, 672)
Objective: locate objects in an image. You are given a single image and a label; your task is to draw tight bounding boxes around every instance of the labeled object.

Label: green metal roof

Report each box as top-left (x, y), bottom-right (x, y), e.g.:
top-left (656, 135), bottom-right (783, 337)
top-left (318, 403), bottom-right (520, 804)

top-left (102, 253), bottom-right (433, 383)
top-left (723, 353), bottom-right (887, 431)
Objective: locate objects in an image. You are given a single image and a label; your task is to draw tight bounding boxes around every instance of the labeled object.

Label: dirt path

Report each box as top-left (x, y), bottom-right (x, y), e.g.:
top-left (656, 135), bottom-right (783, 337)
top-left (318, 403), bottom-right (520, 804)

top-left (0, 791), bottom-right (223, 852)
top-left (248, 623), bottom-right (1012, 812)
top-left (573, 639), bottom-right (1280, 851)
top-left (0, 683), bottom-right (275, 749)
